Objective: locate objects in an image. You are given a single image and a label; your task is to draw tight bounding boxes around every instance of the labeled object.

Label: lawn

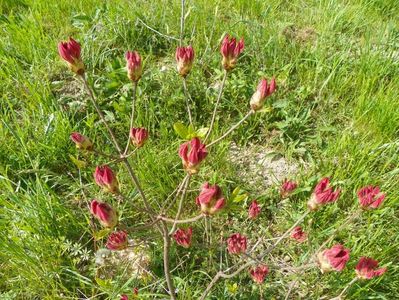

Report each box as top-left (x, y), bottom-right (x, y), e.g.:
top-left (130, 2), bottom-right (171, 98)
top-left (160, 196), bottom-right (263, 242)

top-left (1, 0), bottom-right (398, 299)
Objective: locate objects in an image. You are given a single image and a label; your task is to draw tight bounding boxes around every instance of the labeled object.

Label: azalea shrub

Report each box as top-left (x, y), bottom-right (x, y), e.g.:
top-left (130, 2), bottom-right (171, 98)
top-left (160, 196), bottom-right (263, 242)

top-left (58, 25), bottom-right (388, 300)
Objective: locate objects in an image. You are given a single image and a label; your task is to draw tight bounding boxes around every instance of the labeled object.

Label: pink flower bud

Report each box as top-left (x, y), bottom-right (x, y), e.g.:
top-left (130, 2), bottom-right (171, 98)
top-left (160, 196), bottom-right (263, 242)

top-left (248, 200), bottom-right (261, 219)
top-left (227, 233), bottom-right (247, 254)
top-left (357, 185), bottom-right (385, 209)
top-left (106, 231), bottom-right (128, 250)
top-left (355, 257), bottom-right (387, 280)
top-left (317, 244), bottom-right (350, 273)
top-left (94, 165), bottom-right (119, 193)
top-left (249, 265), bottom-right (269, 284)
top-left (130, 127), bottom-right (149, 148)
top-left (70, 132), bottom-right (93, 150)
top-left (196, 182), bottom-right (226, 215)
top-left (307, 177), bottom-right (340, 211)
top-left (173, 227), bottom-right (193, 248)
top-left (220, 35), bottom-right (244, 70)
top-left (250, 78), bottom-right (277, 111)
top-left (280, 179), bottom-right (298, 198)
top-left (58, 37), bottom-right (85, 75)
top-left (175, 45), bottom-right (194, 77)
top-left (290, 226), bottom-right (307, 243)
top-left (90, 199), bottom-right (118, 228)
top-left (120, 295), bottom-right (128, 300)
top-left (178, 137), bottom-right (208, 174)
top-left (125, 51), bottom-right (143, 82)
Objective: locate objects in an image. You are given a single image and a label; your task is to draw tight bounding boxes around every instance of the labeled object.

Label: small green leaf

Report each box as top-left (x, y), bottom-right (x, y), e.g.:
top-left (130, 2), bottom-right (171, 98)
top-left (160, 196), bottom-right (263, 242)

top-left (230, 187), bottom-right (248, 203)
top-left (257, 107), bottom-right (273, 113)
top-left (69, 155), bottom-right (87, 169)
top-left (173, 122), bottom-right (189, 139)
top-left (95, 277), bottom-right (113, 289)
top-left (196, 127), bottom-right (209, 138)
top-left (93, 228), bottom-right (111, 240)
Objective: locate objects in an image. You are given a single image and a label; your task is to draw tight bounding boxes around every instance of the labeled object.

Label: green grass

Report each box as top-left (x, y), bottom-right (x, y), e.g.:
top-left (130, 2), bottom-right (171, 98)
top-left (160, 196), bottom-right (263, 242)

top-left (1, 0), bottom-right (399, 299)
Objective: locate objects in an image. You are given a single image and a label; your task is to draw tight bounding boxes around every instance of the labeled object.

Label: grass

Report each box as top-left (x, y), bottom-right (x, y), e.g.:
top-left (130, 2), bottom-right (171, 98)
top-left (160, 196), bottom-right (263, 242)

top-left (1, 0), bottom-right (399, 299)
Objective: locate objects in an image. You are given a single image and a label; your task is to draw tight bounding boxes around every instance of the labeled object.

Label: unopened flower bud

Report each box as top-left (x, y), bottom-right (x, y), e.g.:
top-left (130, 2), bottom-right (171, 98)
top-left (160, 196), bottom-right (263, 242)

top-left (126, 51), bottom-right (143, 82)
top-left (130, 127), bottom-right (149, 148)
top-left (58, 37), bottom-right (85, 75)
top-left (70, 132), bottom-right (93, 150)
top-left (250, 78), bottom-right (276, 111)
top-left (94, 165), bottom-right (119, 193)
top-left (106, 231), bottom-right (128, 250)
top-left (175, 46), bottom-right (194, 77)
top-left (90, 199), bottom-right (118, 228)
top-left (220, 35), bottom-right (244, 70)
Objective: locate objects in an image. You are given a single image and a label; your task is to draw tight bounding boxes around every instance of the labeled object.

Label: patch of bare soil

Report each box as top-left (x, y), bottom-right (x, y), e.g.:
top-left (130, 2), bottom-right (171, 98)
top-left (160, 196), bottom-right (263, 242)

top-left (282, 25), bottom-right (317, 44)
top-left (228, 143), bottom-right (300, 192)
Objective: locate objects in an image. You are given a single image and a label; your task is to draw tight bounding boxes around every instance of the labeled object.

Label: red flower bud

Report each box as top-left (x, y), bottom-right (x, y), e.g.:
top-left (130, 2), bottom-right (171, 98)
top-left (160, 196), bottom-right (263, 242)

top-left (248, 200), bottom-right (261, 219)
top-left (178, 137), bottom-right (208, 174)
top-left (249, 265), bottom-right (269, 284)
top-left (58, 37), bottom-right (85, 75)
top-left (227, 233), bottom-right (247, 254)
top-left (357, 185), bottom-right (385, 209)
top-left (126, 51), bottom-right (143, 82)
top-left (317, 244), bottom-right (350, 273)
top-left (106, 231), bottom-right (128, 250)
top-left (307, 177), bottom-right (340, 211)
top-left (70, 132), bottom-right (93, 150)
top-left (90, 199), bottom-right (118, 228)
top-left (94, 165), bottom-right (119, 193)
top-left (355, 257), bottom-right (387, 280)
top-left (220, 35), bottom-right (244, 70)
top-left (120, 295), bottom-right (128, 300)
top-left (130, 127), bottom-right (149, 148)
top-left (175, 45), bottom-right (194, 77)
top-left (290, 226), bottom-right (307, 243)
top-left (250, 78), bottom-right (276, 111)
top-left (280, 179), bottom-right (298, 198)
top-left (173, 227), bottom-right (193, 248)
top-left (196, 182), bottom-right (226, 215)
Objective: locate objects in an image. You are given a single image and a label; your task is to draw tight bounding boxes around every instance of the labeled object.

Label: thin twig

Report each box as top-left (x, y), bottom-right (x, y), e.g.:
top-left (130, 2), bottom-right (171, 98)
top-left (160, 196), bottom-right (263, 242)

top-left (179, 0), bottom-right (186, 46)
top-left (182, 77), bottom-right (193, 126)
top-left (204, 70), bottom-right (228, 142)
top-left (124, 81), bottom-right (138, 155)
top-left (158, 214), bottom-right (204, 224)
top-left (170, 174), bottom-right (191, 234)
top-left (199, 211), bottom-right (309, 300)
top-left (80, 75), bottom-right (156, 219)
top-left (207, 110), bottom-right (254, 147)
top-left (137, 17), bottom-right (179, 41)
top-left (332, 277), bottom-right (358, 299)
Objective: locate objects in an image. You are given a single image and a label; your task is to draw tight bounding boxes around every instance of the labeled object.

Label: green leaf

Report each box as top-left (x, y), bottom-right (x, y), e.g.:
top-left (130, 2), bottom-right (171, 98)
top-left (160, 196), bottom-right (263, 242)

top-left (95, 277), bottom-right (113, 289)
top-left (69, 155), bottom-right (87, 169)
top-left (196, 127), bottom-right (209, 138)
top-left (230, 187), bottom-right (248, 203)
top-left (257, 107), bottom-right (273, 113)
top-left (173, 122), bottom-right (189, 139)
top-left (93, 228), bottom-right (111, 240)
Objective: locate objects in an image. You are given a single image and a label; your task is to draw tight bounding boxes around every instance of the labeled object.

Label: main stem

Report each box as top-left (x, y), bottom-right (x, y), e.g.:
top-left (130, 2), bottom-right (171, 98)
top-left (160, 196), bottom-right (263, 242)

top-left (162, 222), bottom-right (177, 300)
top-left (182, 77), bottom-right (193, 126)
top-left (124, 81), bottom-right (138, 155)
top-left (81, 75), bottom-right (176, 298)
top-left (204, 70), bottom-right (228, 142)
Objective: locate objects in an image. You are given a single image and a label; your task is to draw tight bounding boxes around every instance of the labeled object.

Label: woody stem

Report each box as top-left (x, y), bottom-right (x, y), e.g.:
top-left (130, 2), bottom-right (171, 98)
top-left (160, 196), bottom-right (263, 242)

top-left (182, 77), bottom-right (193, 126)
top-left (200, 211), bottom-right (309, 300)
top-left (124, 81), bottom-right (138, 155)
top-left (169, 174), bottom-right (191, 235)
top-left (207, 110), bottom-right (254, 147)
top-left (204, 69), bottom-right (228, 142)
